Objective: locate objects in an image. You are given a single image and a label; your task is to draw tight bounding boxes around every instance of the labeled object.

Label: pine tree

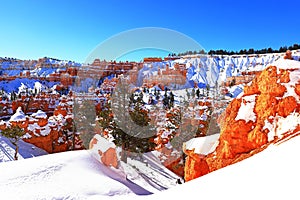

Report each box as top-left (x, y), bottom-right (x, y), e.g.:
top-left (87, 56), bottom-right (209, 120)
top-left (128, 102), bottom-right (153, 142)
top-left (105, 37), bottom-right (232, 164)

top-left (169, 91), bottom-right (175, 107)
top-left (186, 89), bottom-right (190, 100)
top-left (163, 91), bottom-right (169, 109)
top-left (168, 107), bottom-right (198, 151)
top-left (215, 81), bottom-right (219, 98)
top-left (191, 88), bottom-right (195, 98)
top-left (0, 125), bottom-right (24, 160)
top-left (206, 84), bottom-right (210, 96)
top-left (196, 88), bottom-right (200, 99)
top-left (73, 99), bottom-right (95, 148)
top-left (107, 78), bottom-right (156, 162)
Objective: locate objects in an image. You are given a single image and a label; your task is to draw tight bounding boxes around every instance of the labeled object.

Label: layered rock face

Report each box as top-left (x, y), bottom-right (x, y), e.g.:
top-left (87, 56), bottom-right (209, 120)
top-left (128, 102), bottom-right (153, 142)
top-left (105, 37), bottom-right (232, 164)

top-left (184, 58), bottom-right (300, 181)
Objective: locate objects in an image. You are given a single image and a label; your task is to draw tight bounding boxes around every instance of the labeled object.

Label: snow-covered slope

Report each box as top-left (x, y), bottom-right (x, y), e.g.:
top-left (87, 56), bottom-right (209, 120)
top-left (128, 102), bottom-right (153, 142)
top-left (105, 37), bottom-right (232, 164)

top-left (0, 78), bottom-right (58, 94)
top-left (0, 134), bottom-right (299, 199)
top-left (145, 134), bottom-right (300, 200)
top-left (137, 51), bottom-right (300, 89)
top-left (0, 136), bottom-right (47, 162)
top-left (0, 150), bottom-right (141, 199)
top-left (0, 148), bottom-right (181, 199)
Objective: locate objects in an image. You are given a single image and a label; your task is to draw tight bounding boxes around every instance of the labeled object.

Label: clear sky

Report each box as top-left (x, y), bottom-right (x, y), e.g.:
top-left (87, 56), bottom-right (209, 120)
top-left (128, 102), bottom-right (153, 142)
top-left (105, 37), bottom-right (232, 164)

top-left (0, 0), bottom-right (299, 62)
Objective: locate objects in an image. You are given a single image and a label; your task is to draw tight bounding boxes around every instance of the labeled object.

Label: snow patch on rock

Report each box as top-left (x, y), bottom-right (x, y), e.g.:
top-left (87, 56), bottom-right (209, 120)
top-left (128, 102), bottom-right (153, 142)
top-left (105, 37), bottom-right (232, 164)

top-left (235, 94), bottom-right (257, 123)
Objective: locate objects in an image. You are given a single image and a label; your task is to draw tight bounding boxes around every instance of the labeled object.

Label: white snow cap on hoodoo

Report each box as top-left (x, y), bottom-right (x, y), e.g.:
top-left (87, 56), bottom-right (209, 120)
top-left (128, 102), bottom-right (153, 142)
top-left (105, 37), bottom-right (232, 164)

top-left (9, 107), bottom-right (26, 122)
top-left (31, 110), bottom-right (48, 119)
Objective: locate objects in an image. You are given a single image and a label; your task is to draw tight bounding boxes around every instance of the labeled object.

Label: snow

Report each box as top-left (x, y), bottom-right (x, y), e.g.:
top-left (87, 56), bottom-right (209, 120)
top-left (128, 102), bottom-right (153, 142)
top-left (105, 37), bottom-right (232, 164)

top-left (184, 134), bottom-right (220, 155)
top-left (91, 134), bottom-right (116, 154)
top-left (144, 134), bottom-right (300, 200)
top-left (0, 78), bottom-right (58, 94)
top-left (9, 107), bottom-right (26, 122)
top-left (136, 53), bottom-right (297, 93)
top-left (264, 112), bottom-right (300, 142)
top-left (90, 135), bottom-right (182, 193)
top-left (22, 133), bottom-right (32, 139)
top-left (34, 81), bottom-right (43, 93)
top-left (0, 140), bottom-right (23, 161)
top-left (31, 110), bottom-right (48, 119)
top-left (40, 125), bottom-right (51, 136)
top-left (0, 148), bottom-right (182, 199)
top-left (118, 152), bottom-right (181, 193)
top-left (0, 134), bottom-right (299, 199)
top-left (0, 150), bottom-right (135, 199)
top-left (1, 53), bottom-right (300, 199)
top-left (0, 136), bottom-right (47, 162)
top-left (271, 58), bottom-right (300, 70)
top-left (27, 122), bottom-right (51, 136)
top-left (57, 137), bottom-right (64, 144)
top-left (235, 94), bottom-right (257, 123)
top-left (280, 64), bottom-right (300, 102)
top-left (227, 84), bottom-right (244, 98)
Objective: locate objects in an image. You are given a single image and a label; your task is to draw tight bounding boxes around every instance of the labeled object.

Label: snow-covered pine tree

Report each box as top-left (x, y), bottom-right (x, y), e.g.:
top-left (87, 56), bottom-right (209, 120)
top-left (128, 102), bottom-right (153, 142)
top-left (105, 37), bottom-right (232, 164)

top-left (100, 78), bottom-right (156, 162)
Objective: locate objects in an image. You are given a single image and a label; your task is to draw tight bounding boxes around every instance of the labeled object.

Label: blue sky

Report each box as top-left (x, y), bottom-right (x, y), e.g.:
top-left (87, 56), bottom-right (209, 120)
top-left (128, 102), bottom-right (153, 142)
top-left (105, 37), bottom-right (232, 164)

top-left (0, 0), bottom-right (299, 62)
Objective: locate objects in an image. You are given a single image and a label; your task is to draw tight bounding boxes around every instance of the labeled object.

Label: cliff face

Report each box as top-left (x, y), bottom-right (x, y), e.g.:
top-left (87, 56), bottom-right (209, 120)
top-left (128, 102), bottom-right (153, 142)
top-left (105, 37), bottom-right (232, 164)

top-left (184, 59), bottom-right (300, 181)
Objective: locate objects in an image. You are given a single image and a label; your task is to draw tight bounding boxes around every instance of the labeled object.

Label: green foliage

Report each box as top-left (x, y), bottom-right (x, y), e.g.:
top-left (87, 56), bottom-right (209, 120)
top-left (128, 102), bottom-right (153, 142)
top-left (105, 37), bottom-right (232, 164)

top-left (207, 43), bottom-right (300, 55)
top-left (1, 125), bottom-right (24, 144)
top-left (98, 82), bottom-right (156, 162)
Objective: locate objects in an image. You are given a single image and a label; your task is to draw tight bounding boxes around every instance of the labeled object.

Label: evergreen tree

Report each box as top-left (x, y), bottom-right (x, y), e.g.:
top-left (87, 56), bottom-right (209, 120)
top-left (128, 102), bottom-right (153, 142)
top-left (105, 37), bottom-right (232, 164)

top-left (267, 47), bottom-right (273, 53)
top-left (163, 91), bottom-right (170, 109)
top-left (137, 92), bottom-right (144, 104)
top-left (108, 78), bottom-right (156, 162)
top-left (215, 81), bottom-right (219, 98)
top-left (196, 88), bottom-right (200, 99)
top-left (186, 89), bottom-right (190, 100)
top-left (206, 84), bottom-right (210, 96)
top-left (191, 88), bottom-right (195, 98)
top-left (168, 107), bottom-right (198, 151)
top-left (229, 78), bottom-right (236, 87)
top-left (73, 99), bottom-right (95, 148)
top-left (155, 90), bottom-right (160, 101)
top-left (0, 125), bottom-right (24, 160)
top-left (169, 91), bottom-right (175, 107)
top-left (129, 93), bottom-right (135, 104)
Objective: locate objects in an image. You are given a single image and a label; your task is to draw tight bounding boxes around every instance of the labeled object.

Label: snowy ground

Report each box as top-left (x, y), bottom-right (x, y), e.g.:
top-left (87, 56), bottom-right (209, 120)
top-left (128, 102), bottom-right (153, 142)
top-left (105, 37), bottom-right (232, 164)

top-left (0, 134), bottom-right (299, 199)
top-left (0, 136), bottom-right (47, 162)
top-left (0, 148), bottom-right (181, 200)
top-left (146, 134), bottom-right (300, 200)
top-left (0, 150), bottom-right (140, 199)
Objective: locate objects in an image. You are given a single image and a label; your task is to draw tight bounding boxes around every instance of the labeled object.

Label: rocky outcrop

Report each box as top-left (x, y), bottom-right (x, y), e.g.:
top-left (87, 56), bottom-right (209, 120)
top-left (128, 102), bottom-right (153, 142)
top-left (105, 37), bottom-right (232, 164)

top-left (89, 134), bottom-right (119, 168)
top-left (284, 50), bottom-right (293, 60)
top-left (183, 134), bottom-right (219, 181)
top-left (0, 106), bottom-right (83, 153)
top-left (184, 59), bottom-right (300, 181)
top-left (183, 149), bottom-right (209, 181)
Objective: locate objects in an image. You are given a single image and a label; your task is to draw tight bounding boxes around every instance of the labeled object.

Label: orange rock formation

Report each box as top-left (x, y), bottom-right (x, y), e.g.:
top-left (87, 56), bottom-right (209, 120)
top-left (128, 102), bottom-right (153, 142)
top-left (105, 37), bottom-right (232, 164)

top-left (184, 59), bottom-right (300, 181)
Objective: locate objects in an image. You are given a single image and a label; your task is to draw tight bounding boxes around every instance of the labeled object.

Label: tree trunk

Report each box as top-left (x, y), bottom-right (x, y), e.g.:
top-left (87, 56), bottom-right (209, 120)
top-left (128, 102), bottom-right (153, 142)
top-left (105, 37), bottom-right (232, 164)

top-left (121, 144), bottom-right (127, 163)
top-left (14, 145), bottom-right (18, 160)
top-left (72, 132), bottom-right (75, 150)
top-left (72, 122), bottom-right (75, 150)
